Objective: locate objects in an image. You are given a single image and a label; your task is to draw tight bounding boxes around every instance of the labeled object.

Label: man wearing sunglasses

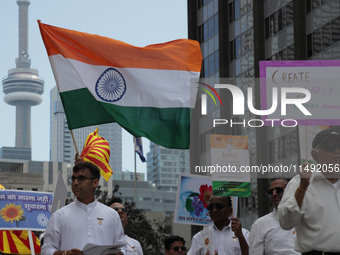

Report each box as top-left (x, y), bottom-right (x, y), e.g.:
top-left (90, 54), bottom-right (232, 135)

top-left (187, 196), bottom-right (249, 255)
top-left (42, 162), bottom-right (126, 255)
top-left (278, 129), bottom-right (340, 254)
top-left (108, 198), bottom-right (143, 255)
top-left (164, 236), bottom-right (187, 255)
top-left (249, 178), bottom-right (300, 255)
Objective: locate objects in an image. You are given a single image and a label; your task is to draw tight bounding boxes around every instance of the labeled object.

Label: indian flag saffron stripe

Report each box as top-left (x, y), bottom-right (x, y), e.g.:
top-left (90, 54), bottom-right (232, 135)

top-left (39, 21), bottom-right (202, 149)
top-left (38, 22), bottom-right (201, 72)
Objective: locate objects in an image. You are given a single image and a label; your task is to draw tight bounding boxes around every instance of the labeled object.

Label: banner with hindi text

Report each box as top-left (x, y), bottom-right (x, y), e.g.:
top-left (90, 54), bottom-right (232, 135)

top-left (0, 190), bottom-right (53, 231)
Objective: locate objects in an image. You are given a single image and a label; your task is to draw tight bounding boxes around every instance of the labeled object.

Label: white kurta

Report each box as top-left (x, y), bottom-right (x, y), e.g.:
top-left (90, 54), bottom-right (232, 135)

top-left (188, 223), bottom-right (249, 255)
top-left (125, 235), bottom-right (143, 255)
top-left (278, 172), bottom-right (340, 253)
top-left (42, 199), bottom-right (126, 255)
top-left (249, 209), bottom-right (300, 255)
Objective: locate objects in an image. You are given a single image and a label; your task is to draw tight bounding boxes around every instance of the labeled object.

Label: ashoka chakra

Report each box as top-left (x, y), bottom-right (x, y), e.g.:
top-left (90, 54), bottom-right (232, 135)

top-left (95, 68), bottom-right (126, 102)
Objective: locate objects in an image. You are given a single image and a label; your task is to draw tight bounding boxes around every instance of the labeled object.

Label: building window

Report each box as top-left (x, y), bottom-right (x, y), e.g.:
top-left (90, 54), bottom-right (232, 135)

top-left (269, 44), bottom-right (294, 60)
top-left (307, 0), bottom-right (330, 13)
top-left (202, 14), bottom-right (219, 42)
top-left (265, 2), bottom-right (293, 39)
top-left (203, 50), bottom-right (220, 77)
top-left (229, 1), bottom-right (235, 23)
top-left (332, 16), bottom-right (340, 44)
top-left (307, 17), bottom-right (340, 58)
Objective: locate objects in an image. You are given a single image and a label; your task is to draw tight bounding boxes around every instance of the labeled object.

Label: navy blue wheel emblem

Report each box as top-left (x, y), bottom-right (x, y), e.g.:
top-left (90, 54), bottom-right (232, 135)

top-left (95, 68), bottom-right (126, 102)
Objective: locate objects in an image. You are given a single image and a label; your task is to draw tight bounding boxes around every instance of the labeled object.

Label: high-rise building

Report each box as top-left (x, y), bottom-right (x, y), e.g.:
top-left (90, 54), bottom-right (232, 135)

top-left (50, 86), bottom-right (122, 175)
top-left (188, 0), bottom-right (340, 229)
top-left (1, 0), bottom-right (44, 159)
top-left (146, 142), bottom-right (190, 192)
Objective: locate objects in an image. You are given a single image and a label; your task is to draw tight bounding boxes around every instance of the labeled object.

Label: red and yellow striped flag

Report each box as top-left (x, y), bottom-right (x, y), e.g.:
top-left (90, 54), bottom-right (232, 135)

top-left (80, 127), bottom-right (112, 181)
top-left (0, 230), bottom-right (41, 254)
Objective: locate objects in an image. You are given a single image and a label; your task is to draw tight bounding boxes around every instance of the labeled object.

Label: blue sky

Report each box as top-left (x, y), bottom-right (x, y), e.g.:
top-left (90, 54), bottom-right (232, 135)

top-left (0, 0), bottom-right (188, 175)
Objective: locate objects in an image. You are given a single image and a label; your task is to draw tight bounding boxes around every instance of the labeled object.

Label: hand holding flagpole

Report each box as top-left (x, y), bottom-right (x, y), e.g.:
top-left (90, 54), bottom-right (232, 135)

top-left (230, 197), bottom-right (237, 241)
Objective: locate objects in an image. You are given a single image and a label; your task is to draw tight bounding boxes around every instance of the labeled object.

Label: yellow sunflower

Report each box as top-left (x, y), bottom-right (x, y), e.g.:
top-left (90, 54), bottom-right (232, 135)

top-left (0, 203), bottom-right (24, 223)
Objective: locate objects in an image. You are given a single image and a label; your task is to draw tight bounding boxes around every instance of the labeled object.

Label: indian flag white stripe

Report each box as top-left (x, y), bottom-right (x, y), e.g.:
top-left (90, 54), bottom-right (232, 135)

top-left (50, 55), bottom-right (199, 108)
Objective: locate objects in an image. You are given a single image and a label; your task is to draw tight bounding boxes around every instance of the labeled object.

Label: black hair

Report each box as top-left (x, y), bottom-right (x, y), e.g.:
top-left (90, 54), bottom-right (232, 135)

top-left (164, 235), bottom-right (185, 251)
top-left (73, 161), bottom-right (100, 180)
top-left (107, 197), bottom-right (123, 206)
top-left (269, 178), bottom-right (290, 185)
top-left (209, 196), bottom-right (232, 207)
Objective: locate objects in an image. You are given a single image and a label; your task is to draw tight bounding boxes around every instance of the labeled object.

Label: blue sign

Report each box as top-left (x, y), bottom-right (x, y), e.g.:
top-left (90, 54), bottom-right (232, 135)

top-left (0, 190), bottom-right (53, 231)
top-left (174, 174), bottom-right (213, 226)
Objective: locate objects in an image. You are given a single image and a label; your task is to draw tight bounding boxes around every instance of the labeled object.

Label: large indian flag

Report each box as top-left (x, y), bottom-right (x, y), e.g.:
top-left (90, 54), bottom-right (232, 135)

top-left (38, 21), bottom-right (202, 149)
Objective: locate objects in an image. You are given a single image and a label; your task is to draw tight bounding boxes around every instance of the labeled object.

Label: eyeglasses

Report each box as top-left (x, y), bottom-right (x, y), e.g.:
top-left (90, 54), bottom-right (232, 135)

top-left (266, 187), bottom-right (284, 197)
top-left (207, 203), bottom-right (226, 211)
top-left (321, 143), bottom-right (340, 153)
top-left (69, 175), bottom-right (96, 183)
top-left (112, 206), bottom-right (127, 213)
top-left (173, 246), bottom-right (186, 252)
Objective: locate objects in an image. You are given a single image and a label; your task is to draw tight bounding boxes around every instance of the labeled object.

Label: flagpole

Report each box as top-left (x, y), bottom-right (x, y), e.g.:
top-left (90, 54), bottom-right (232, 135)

top-left (27, 230), bottom-right (35, 255)
top-left (134, 145), bottom-right (137, 203)
top-left (70, 129), bottom-right (79, 155)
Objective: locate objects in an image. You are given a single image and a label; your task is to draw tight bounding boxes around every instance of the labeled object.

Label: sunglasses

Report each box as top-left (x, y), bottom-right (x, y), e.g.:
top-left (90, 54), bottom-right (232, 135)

top-left (173, 246), bottom-right (186, 252)
top-left (69, 175), bottom-right (96, 183)
top-left (207, 203), bottom-right (226, 211)
top-left (266, 187), bottom-right (284, 197)
top-left (112, 206), bottom-right (127, 213)
top-left (321, 143), bottom-right (340, 153)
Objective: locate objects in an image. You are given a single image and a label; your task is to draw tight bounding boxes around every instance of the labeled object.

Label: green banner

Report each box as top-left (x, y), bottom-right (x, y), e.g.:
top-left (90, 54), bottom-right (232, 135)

top-left (212, 181), bottom-right (251, 197)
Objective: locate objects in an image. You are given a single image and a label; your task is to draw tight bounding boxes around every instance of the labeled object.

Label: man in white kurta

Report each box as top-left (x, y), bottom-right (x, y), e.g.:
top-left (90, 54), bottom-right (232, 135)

top-left (42, 162), bottom-right (126, 255)
top-left (123, 235), bottom-right (143, 255)
top-left (278, 129), bottom-right (340, 253)
top-left (109, 199), bottom-right (143, 255)
top-left (249, 179), bottom-right (300, 255)
top-left (189, 223), bottom-right (249, 255)
top-left (187, 196), bottom-right (249, 255)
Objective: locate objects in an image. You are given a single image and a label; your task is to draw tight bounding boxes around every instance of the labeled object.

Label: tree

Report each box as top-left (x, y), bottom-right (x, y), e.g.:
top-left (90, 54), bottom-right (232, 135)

top-left (124, 200), bottom-right (166, 255)
top-left (98, 185), bottom-right (167, 255)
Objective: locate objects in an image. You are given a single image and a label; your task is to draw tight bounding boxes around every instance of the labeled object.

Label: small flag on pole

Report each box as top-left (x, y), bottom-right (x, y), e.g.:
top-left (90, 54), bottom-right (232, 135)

top-left (0, 184), bottom-right (4, 190)
top-left (133, 137), bottom-right (146, 162)
top-left (80, 127), bottom-right (113, 181)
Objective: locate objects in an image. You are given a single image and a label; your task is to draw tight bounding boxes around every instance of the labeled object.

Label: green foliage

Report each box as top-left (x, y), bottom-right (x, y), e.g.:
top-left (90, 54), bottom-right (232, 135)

top-left (97, 184), bottom-right (167, 255)
top-left (124, 200), bottom-right (166, 255)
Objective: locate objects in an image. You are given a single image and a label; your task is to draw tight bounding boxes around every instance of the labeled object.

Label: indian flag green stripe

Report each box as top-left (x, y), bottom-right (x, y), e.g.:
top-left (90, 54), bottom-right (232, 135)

top-left (60, 88), bottom-right (192, 149)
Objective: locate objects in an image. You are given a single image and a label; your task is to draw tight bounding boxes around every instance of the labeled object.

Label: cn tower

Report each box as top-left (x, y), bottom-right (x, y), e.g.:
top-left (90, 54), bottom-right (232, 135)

top-left (2, 0), bottom-right (44, 149)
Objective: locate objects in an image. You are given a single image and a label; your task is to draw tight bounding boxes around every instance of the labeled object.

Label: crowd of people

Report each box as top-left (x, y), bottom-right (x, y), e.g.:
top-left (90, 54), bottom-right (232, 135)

top-left (40, 128), bottom-right (340, 255)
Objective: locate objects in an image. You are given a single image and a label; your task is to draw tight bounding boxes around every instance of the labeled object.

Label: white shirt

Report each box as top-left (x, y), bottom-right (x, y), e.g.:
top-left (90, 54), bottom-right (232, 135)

top-left (249, 209), bottom-right (300, 255)
top-left (42, 199), bottom-right (126, 255)
top-left (125, 235), bottom-right (143, 255)
top-left (277, 172), bottom-right (340, 253)
top-left (187, 223), bottom-right (249, 255)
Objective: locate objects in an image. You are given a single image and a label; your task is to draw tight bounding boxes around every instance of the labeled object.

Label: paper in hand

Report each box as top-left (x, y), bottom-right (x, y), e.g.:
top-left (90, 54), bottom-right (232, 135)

top-left (82, 243), bottom-right (125, 255)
